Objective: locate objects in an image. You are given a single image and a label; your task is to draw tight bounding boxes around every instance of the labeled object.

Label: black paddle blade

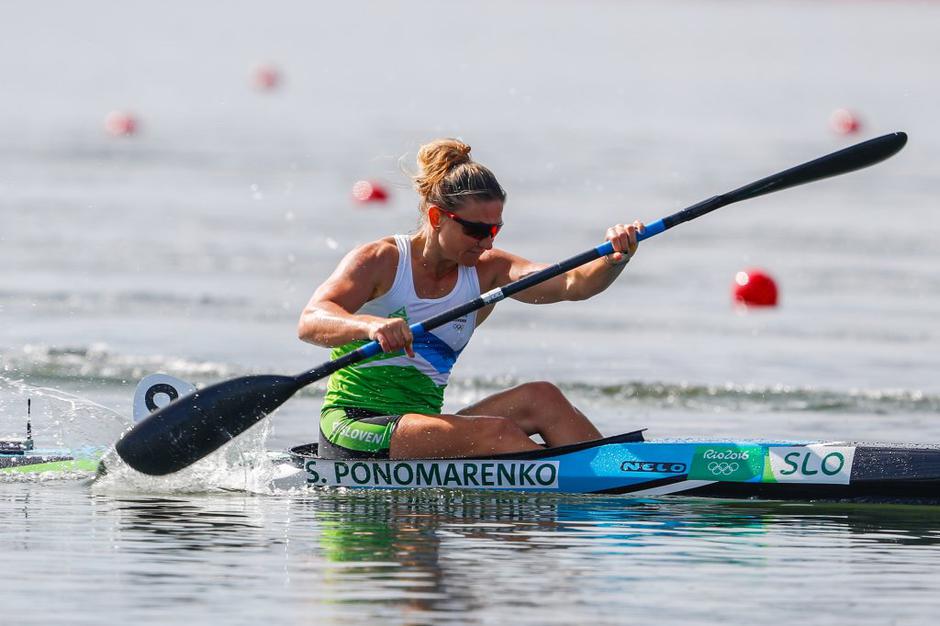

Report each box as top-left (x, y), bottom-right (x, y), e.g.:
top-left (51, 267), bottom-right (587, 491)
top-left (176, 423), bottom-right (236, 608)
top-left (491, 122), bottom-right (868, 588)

top-left (115, 374), bottom-right (302, 475)
top-left (658, 132), bottom-right (908, 231)
top-left (728, 132), bottom-right (908, 203)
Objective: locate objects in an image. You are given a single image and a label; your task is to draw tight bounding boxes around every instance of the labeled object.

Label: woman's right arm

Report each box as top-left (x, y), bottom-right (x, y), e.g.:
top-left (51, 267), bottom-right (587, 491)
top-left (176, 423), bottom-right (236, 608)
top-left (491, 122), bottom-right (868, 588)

top-left (297, 241), bottom-right (415, 356)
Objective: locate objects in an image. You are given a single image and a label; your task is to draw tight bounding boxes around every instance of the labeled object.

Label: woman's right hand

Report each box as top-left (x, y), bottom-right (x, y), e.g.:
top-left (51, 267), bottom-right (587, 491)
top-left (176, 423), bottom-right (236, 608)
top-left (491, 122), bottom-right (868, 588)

top-left (368, 317), bottom-right (415, 357)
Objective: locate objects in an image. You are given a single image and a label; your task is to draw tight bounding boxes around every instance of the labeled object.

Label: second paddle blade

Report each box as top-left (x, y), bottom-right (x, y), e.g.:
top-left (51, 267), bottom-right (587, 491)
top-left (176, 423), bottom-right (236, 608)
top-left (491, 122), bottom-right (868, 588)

top-left (115, 374), bottom-right (302, 476)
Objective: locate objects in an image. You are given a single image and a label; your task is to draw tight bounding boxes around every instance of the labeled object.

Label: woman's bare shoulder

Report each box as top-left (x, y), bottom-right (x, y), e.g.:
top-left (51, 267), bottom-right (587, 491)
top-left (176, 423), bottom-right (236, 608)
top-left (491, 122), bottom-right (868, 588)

top-left (314, 236), bottom-right (402, 305)
top-left (342, 236), bottom-right (400, 270)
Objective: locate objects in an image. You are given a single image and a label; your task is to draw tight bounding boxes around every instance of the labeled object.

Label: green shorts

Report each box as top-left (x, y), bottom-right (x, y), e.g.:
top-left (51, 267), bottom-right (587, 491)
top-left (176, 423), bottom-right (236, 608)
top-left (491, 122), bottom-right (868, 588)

top-left (318, 407), bottom-right (403, 460)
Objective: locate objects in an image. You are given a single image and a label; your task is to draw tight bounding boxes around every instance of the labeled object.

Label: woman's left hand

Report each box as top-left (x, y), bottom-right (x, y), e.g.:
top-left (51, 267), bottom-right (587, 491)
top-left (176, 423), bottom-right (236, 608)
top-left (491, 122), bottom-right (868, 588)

top-left (605, 221), bottom-right (645, 266)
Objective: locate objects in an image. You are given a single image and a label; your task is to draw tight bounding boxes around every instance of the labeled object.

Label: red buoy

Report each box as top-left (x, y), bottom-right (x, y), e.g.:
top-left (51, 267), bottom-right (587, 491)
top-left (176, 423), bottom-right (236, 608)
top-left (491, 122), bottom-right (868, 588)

top-left (252, 65), bottom-right (281, 91)
top-left (829, 108), bottom-right (861, 135)
top-left (352, 180), bottom-right (389, 204)
top-left (733, 268), bottom-right (779, 307)
top-left (104, 111), bottom-right (138, 137)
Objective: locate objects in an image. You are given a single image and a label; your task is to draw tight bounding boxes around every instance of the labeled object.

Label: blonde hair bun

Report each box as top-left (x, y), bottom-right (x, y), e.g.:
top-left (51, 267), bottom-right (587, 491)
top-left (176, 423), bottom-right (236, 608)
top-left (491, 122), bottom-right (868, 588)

top-left (414, 139), bottom-right (471, 198)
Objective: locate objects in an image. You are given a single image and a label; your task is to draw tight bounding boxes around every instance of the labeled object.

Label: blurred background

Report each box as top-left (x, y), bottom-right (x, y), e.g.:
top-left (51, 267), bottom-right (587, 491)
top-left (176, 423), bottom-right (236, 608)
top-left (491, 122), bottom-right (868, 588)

top-left (1, 0), bottom-right (938, 449)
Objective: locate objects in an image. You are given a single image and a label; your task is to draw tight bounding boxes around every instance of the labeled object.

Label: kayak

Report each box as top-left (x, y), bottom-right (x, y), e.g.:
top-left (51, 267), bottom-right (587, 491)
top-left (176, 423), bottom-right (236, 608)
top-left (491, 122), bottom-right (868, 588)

top-left (18, 421), bottom-right (940, 502)
top-left (16, 366), bottom-right (940, 502)
top-left (1, 400), bottom-right (99, 476)
top-left (1, 452), bottom-right (98, 475)
top-left (0, 435), bottom-right (98, 475)
top-left (279, 430), bottom-right (940, 501)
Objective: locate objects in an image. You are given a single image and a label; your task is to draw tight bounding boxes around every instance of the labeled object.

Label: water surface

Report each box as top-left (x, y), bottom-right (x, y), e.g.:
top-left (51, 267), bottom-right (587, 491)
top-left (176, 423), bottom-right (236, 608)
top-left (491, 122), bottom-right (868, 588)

top-left (2, 0), bottom-right (940, 623)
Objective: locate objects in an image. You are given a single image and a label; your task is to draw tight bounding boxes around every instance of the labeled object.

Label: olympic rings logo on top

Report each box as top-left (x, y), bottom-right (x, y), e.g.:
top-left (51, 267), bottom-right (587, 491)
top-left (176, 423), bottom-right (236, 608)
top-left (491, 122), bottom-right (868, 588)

top-left (707, 461), bottom-right (740, 476)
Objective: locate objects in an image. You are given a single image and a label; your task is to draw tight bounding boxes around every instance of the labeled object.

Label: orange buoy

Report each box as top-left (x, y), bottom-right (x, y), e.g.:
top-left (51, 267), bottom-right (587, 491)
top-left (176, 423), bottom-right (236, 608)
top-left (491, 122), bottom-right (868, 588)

top-left (733, 268), bottom-right (779, 307)
top-left (352, 180), bottom-right (389, 204)
top-left (104, 111), bottom-right (138, 137)
top-left (829, 108), bottom-right (861, 135)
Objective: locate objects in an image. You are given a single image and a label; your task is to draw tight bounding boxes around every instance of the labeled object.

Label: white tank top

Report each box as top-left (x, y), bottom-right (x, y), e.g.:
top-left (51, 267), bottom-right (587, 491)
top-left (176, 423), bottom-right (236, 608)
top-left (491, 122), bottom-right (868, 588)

top-left (354, 234), bottom-right (480, 386)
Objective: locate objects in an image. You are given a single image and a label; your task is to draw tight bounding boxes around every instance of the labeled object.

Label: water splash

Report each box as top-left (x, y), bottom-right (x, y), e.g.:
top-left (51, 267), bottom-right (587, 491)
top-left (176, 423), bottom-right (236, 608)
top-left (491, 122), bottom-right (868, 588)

top-left (0, 376), bottom-right (129, 450)
top-left (92, 419), bottom-right (302, 495)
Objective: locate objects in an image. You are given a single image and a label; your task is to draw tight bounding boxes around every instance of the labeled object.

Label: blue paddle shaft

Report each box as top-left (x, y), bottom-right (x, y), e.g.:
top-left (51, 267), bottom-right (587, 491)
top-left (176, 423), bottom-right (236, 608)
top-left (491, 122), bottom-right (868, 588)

top-left (593, 218), bottom-right (666, 257)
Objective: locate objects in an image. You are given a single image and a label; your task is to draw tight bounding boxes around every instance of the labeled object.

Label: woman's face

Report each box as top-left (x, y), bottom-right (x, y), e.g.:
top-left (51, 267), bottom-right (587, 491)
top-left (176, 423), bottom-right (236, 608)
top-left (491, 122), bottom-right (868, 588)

top-left (434, 198), bottom-right (504, 266)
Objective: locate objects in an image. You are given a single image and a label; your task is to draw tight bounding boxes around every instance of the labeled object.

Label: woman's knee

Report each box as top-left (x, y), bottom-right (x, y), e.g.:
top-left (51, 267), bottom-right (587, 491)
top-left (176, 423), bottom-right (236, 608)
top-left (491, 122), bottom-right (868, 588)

top-left (515, 381), bottom-right (567, 406)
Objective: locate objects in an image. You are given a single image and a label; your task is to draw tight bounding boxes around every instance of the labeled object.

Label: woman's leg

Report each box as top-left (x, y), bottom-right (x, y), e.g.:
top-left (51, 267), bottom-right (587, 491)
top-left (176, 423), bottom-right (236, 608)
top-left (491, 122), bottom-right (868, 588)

top-left (390, 381), bottom-right (602, 459)
top-left (390, 412), bottom-right (541, 459)
top-left (456, 381), bottom-right (601, 447)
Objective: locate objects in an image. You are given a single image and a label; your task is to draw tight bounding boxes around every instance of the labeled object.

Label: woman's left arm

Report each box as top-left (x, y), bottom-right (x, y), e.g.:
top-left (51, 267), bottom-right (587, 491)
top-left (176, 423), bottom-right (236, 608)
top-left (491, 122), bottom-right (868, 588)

top-left (493, 221), bottom-right (645, 304)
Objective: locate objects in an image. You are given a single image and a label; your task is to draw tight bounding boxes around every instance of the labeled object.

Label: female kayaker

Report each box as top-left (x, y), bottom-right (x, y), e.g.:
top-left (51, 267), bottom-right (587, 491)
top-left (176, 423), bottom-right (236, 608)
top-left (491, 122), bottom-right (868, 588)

top-left (298, 138), bottom-right (643, 459)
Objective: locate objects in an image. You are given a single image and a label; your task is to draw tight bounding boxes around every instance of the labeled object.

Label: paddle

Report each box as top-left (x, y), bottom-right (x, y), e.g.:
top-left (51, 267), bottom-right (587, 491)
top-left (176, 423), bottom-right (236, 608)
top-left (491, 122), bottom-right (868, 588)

top-left (115, 131), bottom-right (908, 475)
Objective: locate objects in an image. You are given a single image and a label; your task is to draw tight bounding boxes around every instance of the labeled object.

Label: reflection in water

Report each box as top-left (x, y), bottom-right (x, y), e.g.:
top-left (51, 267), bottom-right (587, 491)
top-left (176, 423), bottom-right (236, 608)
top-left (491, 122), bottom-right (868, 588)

top-left (294, 490), bottom-right (476, 624)
top-left (5, 484), bottom-right (940, 624)
top-left (288, 490), bottom-right (940, 623)
top-left (108, 496), bottom-right (273, 552)
top-left (99, 493), bottom-right (288, 603)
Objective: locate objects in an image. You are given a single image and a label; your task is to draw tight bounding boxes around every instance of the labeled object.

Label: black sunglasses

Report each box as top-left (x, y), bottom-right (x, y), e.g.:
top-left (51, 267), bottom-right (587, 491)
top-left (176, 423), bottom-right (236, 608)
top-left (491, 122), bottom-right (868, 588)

top-left (438, 208), bottom-right (503, 240)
